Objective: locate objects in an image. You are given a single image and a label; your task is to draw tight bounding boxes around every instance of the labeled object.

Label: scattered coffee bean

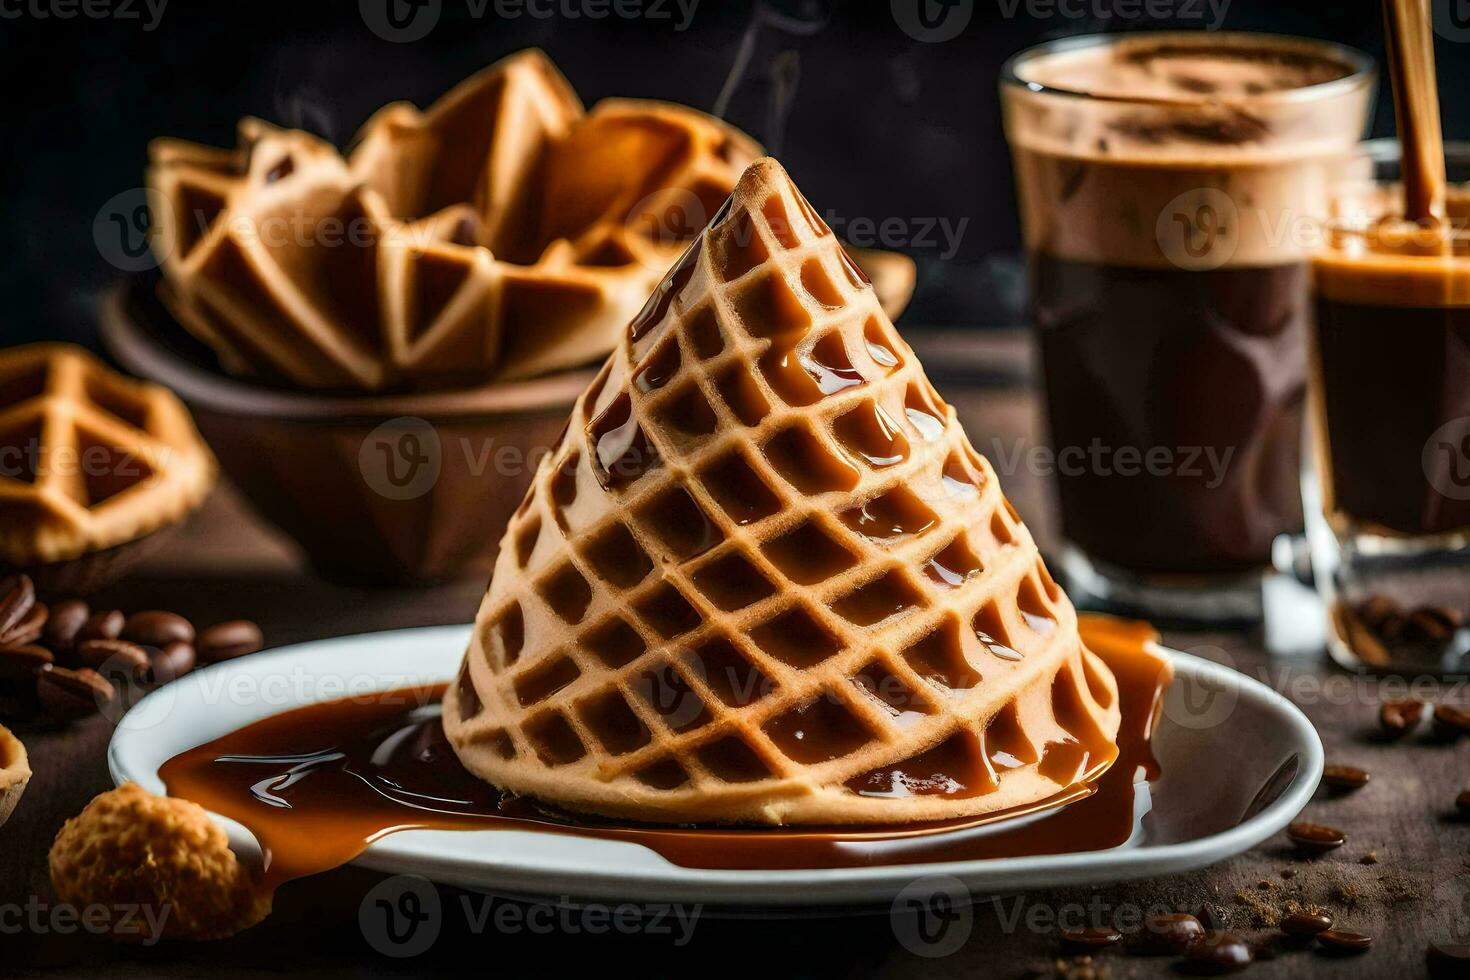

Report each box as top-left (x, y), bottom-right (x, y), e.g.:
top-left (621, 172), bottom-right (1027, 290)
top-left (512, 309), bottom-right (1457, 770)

top-left (1322, 765), bottom-right (1370, 791)
top-left (1195, 903), bottom-right (1227, 931)
top-left (0, 575), bottom-right (36, 639)
top-left (0, 644), bottom-right (54, 683)
top-left (1287, 821), bottom-right (1346, 854)
top-left (77, 638), bottom-right (149, 680)
top-left (1405, 606), bottom-right (1460, 643)
top-left (1281, 910), bottom-right (1333, 937)
top-left (1130, 913), bottom-right (1203, 955)
top-left (1433, 703), bottom-right (1470, 738)
top-left (1454, 790), bottom-right (1470, 817)
top-left (1380, 698), bottom-right (1426, 737)
top-left (145, 641), bottom-right (196, 686)
top-left (77, 609), bottom-right (124, 644)
top-left (1060, 926), bottom-right (1122, 952)
top-left (42, 598), bottom-right (88, 656)
top-left (0, 601), bottom-right (48, 647)
top-left (36, 666), bottom-right (113, 720)
top-left (1180, 932), bottom-right (1252, 975)
top-left (122, 610), bottom-right (195, 648)
top-left (1428, 940), bottom-right (1470, 977)
top-left (1316, 930), bottom-right (1372, 955)
top-left (196, 620), bottom-right (264, 662)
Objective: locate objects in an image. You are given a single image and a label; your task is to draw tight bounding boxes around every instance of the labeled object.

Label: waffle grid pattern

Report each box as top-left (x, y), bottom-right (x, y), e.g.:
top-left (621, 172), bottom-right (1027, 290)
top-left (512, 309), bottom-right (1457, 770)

top-left (0, 345), bottom-right (216, 566)
top-left (446, 160), bottom-right (1120, 824)
top-left (146, 51), bottom-right (764, 391)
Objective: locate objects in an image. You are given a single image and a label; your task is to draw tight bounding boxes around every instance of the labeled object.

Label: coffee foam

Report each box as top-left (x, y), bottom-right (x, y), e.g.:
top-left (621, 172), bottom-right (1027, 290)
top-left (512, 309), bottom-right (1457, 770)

top-left (1315, 189), bottom-right (1470, 306)
top-left (1002, 33), bottom-right (1373, 269)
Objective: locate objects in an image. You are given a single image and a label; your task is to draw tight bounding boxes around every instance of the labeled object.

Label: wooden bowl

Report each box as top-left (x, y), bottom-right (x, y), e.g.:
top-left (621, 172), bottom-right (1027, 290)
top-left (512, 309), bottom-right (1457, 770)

top-left (100, 279), bottom-right (593, 585)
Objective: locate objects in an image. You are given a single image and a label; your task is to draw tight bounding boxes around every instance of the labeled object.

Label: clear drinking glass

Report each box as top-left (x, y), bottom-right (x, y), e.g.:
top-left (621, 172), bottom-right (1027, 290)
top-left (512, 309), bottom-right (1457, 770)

top-left (999, 31), bottom-right (1375, 624)
top-left (1306, 140), bottom-right (1470, 671)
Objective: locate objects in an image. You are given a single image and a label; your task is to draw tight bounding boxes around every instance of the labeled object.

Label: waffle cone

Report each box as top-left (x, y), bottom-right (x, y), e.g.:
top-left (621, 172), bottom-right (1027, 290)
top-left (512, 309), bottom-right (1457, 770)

top-left (443, 159), bottom-right (1119, 825)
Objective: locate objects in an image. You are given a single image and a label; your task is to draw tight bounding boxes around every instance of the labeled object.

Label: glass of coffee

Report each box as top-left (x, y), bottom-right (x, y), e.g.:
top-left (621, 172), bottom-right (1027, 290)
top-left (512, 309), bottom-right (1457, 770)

top-left (1000, 32), bottom-right (1374, 623)
top-left (1308, 140), bottom-right (1470, 671)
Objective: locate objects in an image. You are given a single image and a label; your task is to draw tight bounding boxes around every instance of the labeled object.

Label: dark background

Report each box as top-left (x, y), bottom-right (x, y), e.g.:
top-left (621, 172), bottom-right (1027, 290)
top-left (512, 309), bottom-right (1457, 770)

top-left (0, 0), bottom-right (1460, 345)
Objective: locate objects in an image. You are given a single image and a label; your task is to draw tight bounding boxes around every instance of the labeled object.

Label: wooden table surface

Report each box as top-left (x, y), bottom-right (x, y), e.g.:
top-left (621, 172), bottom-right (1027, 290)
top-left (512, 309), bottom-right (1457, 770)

top-left (5, 332), bottom-right (1467, 979)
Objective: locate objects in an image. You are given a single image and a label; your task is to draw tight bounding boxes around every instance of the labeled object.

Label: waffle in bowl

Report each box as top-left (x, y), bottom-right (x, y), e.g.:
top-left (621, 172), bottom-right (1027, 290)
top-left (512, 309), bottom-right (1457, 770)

top-left (0, 345), bottom-right (216, 579)
top-left (443, 159), bottom-right (1121, 826)
top-left (146, 51), bottom-right (914, 393)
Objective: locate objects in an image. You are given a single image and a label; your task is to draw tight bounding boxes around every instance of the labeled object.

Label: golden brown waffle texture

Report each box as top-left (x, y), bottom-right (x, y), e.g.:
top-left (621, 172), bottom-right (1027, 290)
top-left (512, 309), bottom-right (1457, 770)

top-left (146, 51), bottom-right (806, 391)
top-left (0, 345), bottom-right (216, 567)
top-left (443, 159), bottom-right (1120, 825)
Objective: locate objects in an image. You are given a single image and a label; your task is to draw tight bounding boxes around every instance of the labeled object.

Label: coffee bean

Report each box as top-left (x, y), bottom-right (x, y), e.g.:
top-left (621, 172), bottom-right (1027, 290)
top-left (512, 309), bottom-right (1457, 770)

top-left (1196, 902), bottom-right (1228, 931)
top-left (1405, 606), bottom-right (1461, 642)
top-left (196, 620), bottom-right (263, 662)
top-left (0, 643), bottom-right (54, 682)
top-left (1060, 926), bottom-right (1122, 952)
top-left (1316, 930), bottom-right (1372, 955)
top-left (1380, 699), bottom-right (1426, 737)
top-left (0, 575), bottom-right (35, 639)
top-left (77, 638), bottom-right (149, 680)
top-left (43, 599), bottom-right (89, 655)
top-left (0, 600), bottom-right (47, 647)
top-left (1282, 910), bottom-right (1333, 937)
top-left (1433, 703), bottom-right (1470, 738)
top-left (1454, 790), bottom-right (1470, 817)
top-left (1287, 821), bottom-right (1346, 854)
top-left (77, 609), bottom-right (124, 644)
top-left (1428, 940), bottom-right (1470, 977)
top-left (1180, 932), bottom-right (1252, 974)
top-left (1130, 913), bottom-right (1203, 955)
top-left (1322, 765), bottom-right (1370, 791)
top-left (123, 610), bottom-right (195, 648)
top-left (36, 666), bottom-right (113, 720)
top-left (1356, 595), bottom-right (1399, 630)
top-left (145, 641), bottom-right (196, 686)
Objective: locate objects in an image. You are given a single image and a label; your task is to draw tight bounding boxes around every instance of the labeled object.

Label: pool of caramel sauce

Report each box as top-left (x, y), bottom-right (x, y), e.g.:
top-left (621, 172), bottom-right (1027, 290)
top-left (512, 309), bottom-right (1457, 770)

top-left (160, 616), bottom-right (1171, 888)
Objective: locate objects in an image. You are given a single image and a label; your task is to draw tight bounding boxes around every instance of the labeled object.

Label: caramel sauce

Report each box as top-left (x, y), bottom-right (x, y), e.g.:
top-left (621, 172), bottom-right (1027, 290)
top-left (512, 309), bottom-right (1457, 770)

top-left (159, 616), bottom-right (1171, 886)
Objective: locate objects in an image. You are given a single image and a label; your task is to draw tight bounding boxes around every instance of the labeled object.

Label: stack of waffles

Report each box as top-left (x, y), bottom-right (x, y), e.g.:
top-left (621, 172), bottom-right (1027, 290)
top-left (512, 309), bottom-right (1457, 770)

top-left (443, 160), bottom-right (1121, 825)
top-left (146, 50), bottom-right (913, 393)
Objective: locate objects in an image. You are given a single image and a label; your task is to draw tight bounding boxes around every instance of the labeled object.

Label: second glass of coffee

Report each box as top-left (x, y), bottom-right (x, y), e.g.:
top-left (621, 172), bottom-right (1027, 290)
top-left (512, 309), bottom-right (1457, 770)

top-left (1001, 32), bottom-right (1375, 621)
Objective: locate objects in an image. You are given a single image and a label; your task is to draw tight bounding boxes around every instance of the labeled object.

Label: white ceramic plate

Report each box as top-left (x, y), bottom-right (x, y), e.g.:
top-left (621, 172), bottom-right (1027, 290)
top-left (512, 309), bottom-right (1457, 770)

top-left (109, 625), bottom-right (1321, 910)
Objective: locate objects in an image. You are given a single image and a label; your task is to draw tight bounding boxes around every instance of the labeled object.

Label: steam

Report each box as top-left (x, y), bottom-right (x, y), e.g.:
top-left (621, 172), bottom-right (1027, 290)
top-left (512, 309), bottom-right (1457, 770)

top-left (712, 0), bottom-right (830, 154)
